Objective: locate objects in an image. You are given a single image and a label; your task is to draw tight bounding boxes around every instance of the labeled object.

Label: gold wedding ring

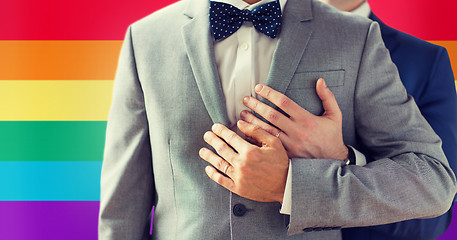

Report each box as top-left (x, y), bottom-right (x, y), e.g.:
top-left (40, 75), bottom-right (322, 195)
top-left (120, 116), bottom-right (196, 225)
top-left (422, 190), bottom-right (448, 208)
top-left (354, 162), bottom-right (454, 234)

top-left (223, 164), bottom-right (230, 175)
top-left (275, 131), bottom-right (281, 138)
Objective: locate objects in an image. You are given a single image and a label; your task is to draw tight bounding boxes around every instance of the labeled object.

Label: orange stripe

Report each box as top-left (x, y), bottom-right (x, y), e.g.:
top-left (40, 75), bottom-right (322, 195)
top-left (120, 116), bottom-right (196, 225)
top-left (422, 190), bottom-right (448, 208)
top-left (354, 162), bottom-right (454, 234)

top-left (0, 41), bottom-right (122, 80)
top-left (1, 40), bottom-right (455, 81)
top-left (429, 41), bottom-right (457, 82)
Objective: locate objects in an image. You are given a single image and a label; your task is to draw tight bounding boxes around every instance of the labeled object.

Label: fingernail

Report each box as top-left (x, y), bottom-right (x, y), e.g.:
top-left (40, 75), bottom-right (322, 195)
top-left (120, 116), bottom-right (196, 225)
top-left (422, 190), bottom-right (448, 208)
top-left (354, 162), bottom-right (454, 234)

top-left (319, 78), bottom-right (327, 88)
top-left (203, 131), bottom-right (211, 140)
top-left (243, 96), bottom-right (250, 103)
top-left (212, 123), bottom-right (221, 132)
top-left (255, 84), bottom-right (263, 93)
top-left (238, 120), bottom-right (246, 126)
top-left (205, 166), bottom-right (212, 174)
top-left (240, 110), bottom-right (248, 118)
top-left (199, 148), bottom-right (206, 156)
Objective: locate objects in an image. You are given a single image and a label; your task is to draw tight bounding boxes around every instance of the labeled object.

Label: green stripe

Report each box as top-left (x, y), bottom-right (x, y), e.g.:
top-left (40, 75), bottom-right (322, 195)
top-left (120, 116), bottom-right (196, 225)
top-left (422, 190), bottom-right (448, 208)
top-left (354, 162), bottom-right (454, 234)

top-left (0, 121), bottom-right (106, 161)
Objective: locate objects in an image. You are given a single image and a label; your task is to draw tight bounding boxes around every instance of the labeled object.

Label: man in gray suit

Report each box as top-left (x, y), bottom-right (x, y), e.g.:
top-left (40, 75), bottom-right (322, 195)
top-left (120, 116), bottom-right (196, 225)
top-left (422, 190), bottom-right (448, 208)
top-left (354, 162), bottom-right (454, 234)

top-left (99, 0), bottom-right (457, 239)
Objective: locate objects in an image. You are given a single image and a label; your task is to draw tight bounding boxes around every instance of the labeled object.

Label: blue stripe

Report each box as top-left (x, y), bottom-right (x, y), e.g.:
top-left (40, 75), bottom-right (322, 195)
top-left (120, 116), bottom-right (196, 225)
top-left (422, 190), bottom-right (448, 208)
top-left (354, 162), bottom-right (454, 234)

top-left (0, 161), bottom-right (101, 201)
top-left (1, 161), bottom-right (455, 202)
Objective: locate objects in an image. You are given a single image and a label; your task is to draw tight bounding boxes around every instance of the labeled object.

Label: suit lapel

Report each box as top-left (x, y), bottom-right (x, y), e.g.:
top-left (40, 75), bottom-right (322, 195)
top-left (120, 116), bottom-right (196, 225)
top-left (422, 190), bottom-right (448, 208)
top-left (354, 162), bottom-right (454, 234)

top-left (182, 0), bottom-right (230, 126)
top-left (265, 0), bottom-right (313, 96)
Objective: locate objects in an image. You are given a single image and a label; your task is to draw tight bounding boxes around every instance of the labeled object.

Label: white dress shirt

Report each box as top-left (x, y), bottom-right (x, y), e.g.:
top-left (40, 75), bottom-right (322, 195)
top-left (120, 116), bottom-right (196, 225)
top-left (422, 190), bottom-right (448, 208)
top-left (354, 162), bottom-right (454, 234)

top-left (351, 1), bottom-right (370, 18)
top-left (213, 0), bottom-right (287, 128)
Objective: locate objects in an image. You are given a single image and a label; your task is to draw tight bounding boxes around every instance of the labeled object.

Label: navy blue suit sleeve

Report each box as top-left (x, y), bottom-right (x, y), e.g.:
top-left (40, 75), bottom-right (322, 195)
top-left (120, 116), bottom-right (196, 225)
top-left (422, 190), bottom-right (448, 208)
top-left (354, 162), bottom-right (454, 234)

top-left (343, 31), bottom-right (457, 240)
top-left (368, 47), bottom-right (457, 240)
top-left (415, 49), bottom-right (457, 176)
top-left (342, 205), bottom-right (453, 240)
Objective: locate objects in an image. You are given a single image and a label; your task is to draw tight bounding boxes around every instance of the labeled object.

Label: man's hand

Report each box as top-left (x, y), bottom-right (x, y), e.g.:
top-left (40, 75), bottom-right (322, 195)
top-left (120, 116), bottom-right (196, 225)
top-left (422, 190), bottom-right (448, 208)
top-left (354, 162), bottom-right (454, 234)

top-left (241, 78), bottom-right (348, 160)
top-left (199, 121), bottom-right (289, 203)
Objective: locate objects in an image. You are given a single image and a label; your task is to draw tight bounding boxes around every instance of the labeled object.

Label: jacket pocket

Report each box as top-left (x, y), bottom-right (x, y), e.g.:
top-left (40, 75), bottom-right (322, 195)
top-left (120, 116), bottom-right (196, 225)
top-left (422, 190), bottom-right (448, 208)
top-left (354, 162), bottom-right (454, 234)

top-left (288, 70), bottom-right (345, 89)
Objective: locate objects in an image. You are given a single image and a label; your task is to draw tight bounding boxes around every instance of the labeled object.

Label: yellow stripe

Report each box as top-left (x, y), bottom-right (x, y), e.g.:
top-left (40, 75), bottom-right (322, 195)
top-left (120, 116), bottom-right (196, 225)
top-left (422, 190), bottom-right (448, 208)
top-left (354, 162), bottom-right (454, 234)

top-left (0, 80), bottom-right (113, 121)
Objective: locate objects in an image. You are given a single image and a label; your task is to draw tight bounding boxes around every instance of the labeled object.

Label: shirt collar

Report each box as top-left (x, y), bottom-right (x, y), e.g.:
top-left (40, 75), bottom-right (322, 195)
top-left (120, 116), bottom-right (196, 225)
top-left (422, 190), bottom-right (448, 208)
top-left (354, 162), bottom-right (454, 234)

top-left (211, 0), bottom-right (287, 12)
top-left (350, 1), bottom-right (371, 18)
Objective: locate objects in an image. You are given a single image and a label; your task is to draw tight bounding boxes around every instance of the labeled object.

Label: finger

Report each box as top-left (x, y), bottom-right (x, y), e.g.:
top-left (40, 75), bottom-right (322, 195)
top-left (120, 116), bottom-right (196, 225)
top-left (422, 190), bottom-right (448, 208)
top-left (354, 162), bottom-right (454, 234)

top-left (237, 120), bottom-right (280, 147)
top-left (199, 148), bottom-right (234, 177)
top-left (240, 110), bottom-right (280, 135)
top-left (316, 78), bottom-right (342, 120)
top-left (205, 165), bottom-right (236, 190)
top-left (203, 131), bottom-right (237, 165)
top-left (242, 96), bottom-right (293, 133)
top-left (254, 84), bottom-right (313, 119)
top-left (240, 110), bottom-right (288, 144)
top-left (211, 123), bottom-right (248, 152)
top-left (245, 136), bottom-right (262, 147)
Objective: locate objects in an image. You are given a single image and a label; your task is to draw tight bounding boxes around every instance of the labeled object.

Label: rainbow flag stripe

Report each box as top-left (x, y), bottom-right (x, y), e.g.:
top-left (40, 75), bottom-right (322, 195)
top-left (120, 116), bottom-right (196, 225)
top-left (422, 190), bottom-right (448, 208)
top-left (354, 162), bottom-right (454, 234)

top-left (0, 41), bottom-right (121, 80)
top-left (0, 202), bottom-right (99, 240)
top-left (0, 161), bottom-right (101, 200)
top-left (0, 121), bottom-right (105, 161)
top-left (0, 81), bottom-right (113, 120)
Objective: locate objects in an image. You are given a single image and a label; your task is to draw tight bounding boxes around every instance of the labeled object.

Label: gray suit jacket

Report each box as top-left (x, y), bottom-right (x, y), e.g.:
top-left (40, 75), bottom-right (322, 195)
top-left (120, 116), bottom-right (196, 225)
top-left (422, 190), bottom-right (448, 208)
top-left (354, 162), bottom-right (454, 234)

top-left (98, 0), bottom-right (457, 239)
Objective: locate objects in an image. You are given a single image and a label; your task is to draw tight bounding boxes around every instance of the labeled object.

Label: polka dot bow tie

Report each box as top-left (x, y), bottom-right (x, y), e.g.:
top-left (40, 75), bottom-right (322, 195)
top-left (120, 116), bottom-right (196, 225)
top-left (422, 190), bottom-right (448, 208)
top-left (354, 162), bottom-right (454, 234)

top-left (209, 0), bottom-right (282, 41)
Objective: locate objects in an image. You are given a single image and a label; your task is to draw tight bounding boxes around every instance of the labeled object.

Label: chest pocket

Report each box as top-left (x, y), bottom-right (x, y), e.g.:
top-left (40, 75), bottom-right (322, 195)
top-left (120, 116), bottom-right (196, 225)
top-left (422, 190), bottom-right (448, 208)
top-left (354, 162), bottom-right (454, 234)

top-left (285, 70), bottom-right (345, 115)
top-left (288, 70), bottom-right (345, 89)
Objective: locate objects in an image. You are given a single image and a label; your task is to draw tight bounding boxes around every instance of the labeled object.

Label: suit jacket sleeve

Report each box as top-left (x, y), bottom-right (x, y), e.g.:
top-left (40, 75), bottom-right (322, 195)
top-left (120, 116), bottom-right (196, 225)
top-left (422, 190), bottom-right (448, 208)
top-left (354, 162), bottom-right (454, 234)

top-left (286, 22), bottom-right (457, 236)
top-left (346, 42), bottom-right (457, 240)
top-left (98, 26), bottom-right (154, 240)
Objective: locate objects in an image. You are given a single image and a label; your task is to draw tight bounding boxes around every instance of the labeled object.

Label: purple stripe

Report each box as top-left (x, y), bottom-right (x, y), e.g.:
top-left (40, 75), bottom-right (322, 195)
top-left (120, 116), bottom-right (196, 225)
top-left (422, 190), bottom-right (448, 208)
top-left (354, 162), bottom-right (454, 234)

top-left (0, 201), bottom-right (99, 240)
top-left (150, 206), bottom-right (155, 235)
top-left (438, 205), bottom-right (457, 240)
top-left (0, 201), bottom-right (456, 239)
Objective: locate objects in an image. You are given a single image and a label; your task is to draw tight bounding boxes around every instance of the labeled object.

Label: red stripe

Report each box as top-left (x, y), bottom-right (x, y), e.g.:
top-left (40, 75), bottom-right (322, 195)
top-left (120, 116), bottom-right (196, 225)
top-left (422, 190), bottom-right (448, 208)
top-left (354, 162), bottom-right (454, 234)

top-left (1, 0), bottom-right (178, 40)
top-left (2, 0), bottom-right (456, 40)
top-left (370, 0), bottom-right (457, 40)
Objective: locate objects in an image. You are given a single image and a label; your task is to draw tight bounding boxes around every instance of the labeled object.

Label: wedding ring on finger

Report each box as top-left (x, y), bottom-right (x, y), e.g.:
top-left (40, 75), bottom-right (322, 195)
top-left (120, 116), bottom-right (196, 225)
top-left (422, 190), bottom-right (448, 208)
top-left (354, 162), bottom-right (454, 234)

top-left (275, 131), bottom-right (281, 138)
top-left (223, 164), bottom-right (230, 175)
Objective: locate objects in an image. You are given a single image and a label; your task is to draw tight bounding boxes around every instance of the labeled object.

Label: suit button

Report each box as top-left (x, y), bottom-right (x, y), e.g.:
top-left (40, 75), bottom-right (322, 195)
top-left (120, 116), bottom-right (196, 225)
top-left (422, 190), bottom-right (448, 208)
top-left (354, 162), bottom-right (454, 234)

top-left (313, 227), bottom-right (323, 231)
top-left (323, 227), bottom-right (333, 231)
top-left (233, 204), bottom-right (247, 217)
top-left (303, 228), bottom-right (313, 232)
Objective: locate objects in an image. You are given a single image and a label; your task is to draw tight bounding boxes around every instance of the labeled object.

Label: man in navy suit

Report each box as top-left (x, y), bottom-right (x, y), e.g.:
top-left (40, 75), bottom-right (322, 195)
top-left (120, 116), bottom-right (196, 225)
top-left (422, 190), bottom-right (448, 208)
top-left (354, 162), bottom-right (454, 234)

top-left (319, 0), bottom-right (457, 239)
